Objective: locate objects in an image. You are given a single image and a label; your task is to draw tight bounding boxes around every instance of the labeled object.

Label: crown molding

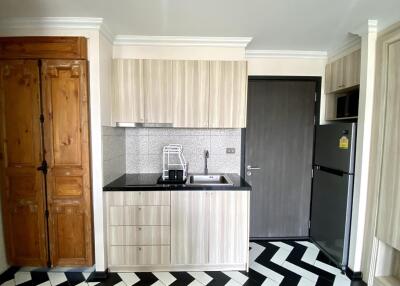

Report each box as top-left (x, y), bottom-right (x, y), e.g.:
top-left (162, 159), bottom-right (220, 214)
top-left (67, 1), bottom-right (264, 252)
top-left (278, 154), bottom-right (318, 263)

top-left (245, 49), bottom-right (327, 59)
top-left (328, 36), bottom-right (361, 61)
top-left (113, 35), bottom-right (253, 48)
top-left (0, 17), bottom-right (105, 30)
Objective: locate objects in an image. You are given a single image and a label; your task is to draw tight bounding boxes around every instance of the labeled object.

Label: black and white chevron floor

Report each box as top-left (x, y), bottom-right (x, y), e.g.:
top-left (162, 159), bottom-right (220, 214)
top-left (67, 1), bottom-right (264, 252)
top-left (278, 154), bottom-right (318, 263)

top-left (0, 240), bottom-right (365, 286)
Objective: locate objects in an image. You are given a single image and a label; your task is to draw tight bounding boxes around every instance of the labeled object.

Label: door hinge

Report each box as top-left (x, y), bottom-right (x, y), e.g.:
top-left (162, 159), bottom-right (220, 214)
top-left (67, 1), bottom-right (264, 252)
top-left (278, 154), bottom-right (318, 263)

top-left (39, 114), bottom-right (44, 123)
top-left (314, 92), bottom-right (317, 102)
top-left (37, 160), bottom-right (48, 174)
top-left (308, 220), bottom-right (311, 229)
top-left (311, 168), bottom-right (314, 178)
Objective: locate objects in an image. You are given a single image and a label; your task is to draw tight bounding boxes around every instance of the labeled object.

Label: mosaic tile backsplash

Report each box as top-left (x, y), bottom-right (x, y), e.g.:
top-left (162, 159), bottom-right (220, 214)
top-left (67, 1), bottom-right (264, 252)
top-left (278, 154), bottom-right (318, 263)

top-left (102, 127), bottom-right (242, 185)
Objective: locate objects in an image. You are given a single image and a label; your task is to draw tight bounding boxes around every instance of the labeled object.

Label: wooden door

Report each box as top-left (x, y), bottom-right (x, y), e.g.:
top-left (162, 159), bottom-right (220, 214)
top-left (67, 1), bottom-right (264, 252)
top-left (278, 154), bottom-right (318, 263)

top-left (171, 191), bottom-right (209, 265)
top-left (208, 191), bottom-right (249, 265)
top-left (209, 61), bottom-right (248, 128)
top-left (172, 60), bottom-right (209, 128)
top-left (41, 60), bottom-right (93, 266)
top-left (245, 79), bottom-right (316, 237)
top-left (143, 60), bottom-right (173, 124)
top-left (112, 59), bottom-right (145, 124)
top-left (376, 38), bottom-right (400, 250)
top-left (0, 60), bottom-right (48, 266)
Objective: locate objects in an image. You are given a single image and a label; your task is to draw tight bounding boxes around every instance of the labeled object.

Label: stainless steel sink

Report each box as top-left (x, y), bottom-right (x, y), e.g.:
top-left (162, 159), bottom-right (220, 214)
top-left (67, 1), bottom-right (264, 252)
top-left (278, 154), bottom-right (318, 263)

top-left (187, 174), bottom-right (234, 186)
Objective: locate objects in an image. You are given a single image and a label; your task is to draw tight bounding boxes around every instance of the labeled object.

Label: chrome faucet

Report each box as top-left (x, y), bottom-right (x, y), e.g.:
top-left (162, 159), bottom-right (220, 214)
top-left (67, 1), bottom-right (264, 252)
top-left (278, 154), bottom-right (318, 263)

top-left (204, 150), bottom-right (209, 175)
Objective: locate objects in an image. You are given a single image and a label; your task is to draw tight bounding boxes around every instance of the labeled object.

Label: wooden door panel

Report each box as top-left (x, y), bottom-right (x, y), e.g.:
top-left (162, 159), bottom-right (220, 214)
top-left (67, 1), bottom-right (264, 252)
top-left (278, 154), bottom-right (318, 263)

top-left (1, 61), bottom-right (40, 165)
top-left (9, 203), bottom-right (43, 262)
top-left (50, 204), bottom-right (89, 265)
top-left (41, 59), bottom-right (93, 266)
top-left (0, 60), bottom-right (47, 266)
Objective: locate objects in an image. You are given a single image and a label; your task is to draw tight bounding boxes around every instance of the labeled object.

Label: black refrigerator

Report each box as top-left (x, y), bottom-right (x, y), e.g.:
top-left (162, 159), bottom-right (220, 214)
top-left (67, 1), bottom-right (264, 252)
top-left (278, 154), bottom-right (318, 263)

top-left (310, 122), bottom-right (356, 270)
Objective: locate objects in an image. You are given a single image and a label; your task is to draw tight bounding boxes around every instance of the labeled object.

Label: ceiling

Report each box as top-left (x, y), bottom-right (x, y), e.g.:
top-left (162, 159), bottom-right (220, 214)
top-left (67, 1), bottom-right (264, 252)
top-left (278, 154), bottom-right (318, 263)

top-left (0, 0), bottom-right (399, 51)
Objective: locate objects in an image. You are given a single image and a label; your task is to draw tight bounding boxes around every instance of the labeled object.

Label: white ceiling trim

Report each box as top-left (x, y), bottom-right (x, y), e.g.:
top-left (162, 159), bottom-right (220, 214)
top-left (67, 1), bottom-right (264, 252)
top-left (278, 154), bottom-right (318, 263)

top-left (113, 35), bottom-right (253, 48)
top-left (245, 50), bottom-right (327, 59)
top-left (0, 17), bottom-right (104, 30)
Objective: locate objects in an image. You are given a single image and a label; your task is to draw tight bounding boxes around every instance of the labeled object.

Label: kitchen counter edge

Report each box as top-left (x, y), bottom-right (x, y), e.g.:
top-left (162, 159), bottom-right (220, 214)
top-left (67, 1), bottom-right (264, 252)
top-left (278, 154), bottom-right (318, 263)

top-left (103, 173), bottom-right (252, 191)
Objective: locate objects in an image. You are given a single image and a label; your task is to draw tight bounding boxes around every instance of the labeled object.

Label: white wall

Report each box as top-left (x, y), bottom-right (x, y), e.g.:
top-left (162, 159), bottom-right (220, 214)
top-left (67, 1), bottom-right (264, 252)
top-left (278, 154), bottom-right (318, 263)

top-left (100, 32), bottom-right (114, 127)
top-left (0, 24), bottom-right (107, 271)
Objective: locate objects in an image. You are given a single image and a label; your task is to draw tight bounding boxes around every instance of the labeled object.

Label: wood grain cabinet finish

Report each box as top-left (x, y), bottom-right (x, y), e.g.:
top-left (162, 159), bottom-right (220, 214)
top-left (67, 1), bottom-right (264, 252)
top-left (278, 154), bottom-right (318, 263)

top-left (112, 59), bottom-right (248, 128)
top-left (143, 60), bottom-right (173, 124)
top-left (112, 59), bottom-right (145, 124)
top-left (0, 37), bottom-right (87, 60)
top-left (172, 60), bottom-right (210, 128)
top-left (171, 191), bottom-right (209, 265)
top-left (375, 38), bottom-right (400, 251)
top-left (209, 191), bottom-right (249, 265)
top-left (170, 191), bottom-right (249, 267)
top-left (325, 49), bottom-right (361, 94)
top-left (0, 60), bottom-right (48, 266)
top-left (209, 61), bottom-right (248, 128)
top-left (107, 191), bottom-right (250, 270)
top-left (324, 63), bottom-right (332, 94)
top-left (343, 49), bottom-right (361, 88)
top-left (106, 191), bottom-right (172, 268)
top-left (41, 59), bottom-right (93, 266)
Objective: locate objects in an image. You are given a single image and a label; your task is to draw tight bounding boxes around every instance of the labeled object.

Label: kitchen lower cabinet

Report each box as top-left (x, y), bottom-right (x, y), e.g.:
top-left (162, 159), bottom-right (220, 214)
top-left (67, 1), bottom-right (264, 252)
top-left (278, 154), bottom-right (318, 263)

top-left (171, 191), bottom-right (209, 265)
top-left (209, 191), bottom-right (249, 265)
top-left (106, 190), bottom-right (250, 271)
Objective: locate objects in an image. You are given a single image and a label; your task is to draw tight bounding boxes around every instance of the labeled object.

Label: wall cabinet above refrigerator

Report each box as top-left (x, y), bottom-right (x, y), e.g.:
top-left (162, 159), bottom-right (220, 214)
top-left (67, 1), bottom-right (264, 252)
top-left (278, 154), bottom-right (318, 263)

top-left (112, 59), bottom-right (248, 128)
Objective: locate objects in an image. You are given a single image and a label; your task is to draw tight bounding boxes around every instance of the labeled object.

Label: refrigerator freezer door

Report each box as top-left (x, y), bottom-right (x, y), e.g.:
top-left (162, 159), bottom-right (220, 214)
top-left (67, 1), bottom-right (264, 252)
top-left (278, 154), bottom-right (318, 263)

top-left (314, 123), bottom-right (356, 173)
top-left (310, 167), bottom-right (353, 267)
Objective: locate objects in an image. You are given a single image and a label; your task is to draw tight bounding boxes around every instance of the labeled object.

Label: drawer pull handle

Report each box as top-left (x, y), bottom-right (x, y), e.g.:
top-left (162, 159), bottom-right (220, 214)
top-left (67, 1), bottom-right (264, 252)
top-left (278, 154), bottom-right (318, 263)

top-left (138, 247), bottom-right (142, 251)
top-left (138, 227), bottom-right (142, 231)
top-left (138, 207), bottom-right (142, 211)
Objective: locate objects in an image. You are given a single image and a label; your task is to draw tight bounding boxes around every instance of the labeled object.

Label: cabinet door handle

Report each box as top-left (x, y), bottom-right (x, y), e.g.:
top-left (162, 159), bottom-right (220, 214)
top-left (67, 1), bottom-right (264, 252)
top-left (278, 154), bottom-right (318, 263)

top-left (247, 165), bottom-right (261, 170)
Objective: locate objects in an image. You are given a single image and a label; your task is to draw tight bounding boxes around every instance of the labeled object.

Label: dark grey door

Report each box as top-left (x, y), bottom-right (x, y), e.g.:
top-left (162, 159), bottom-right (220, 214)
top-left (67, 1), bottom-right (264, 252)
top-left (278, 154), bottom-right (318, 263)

top-left (310, 167), bottom-right (353, 266)
top-left (245, 79), bottom-right (316, 238)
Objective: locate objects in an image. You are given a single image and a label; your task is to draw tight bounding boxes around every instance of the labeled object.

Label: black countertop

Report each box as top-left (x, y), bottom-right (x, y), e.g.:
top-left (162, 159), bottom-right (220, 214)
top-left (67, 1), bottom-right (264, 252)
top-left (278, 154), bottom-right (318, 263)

top-left (103, 173), bottom-right (251, 191)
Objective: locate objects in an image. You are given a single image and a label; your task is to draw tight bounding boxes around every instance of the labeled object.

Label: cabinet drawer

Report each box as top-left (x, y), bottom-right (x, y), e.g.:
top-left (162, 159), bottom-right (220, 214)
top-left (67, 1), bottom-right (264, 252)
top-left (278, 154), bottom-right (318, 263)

top-left (110, 226), bottom-right (170, 245)
top-left (124, 206), bottom-right (170, 225)
top-left (124, 191), bottom-right (170, 206)
top-left (109, 246), bottom-right (170, 265)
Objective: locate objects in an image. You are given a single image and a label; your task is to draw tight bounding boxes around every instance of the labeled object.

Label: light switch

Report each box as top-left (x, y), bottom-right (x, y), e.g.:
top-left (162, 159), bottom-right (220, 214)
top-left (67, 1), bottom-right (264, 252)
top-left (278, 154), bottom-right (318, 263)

top-left (226, 148), bottom-right (236, 154)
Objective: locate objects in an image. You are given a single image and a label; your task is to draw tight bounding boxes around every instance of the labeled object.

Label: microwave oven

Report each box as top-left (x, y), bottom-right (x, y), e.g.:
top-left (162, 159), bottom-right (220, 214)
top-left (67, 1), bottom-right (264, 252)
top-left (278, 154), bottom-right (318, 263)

top-left (336, 90), bottom-right (359, 119)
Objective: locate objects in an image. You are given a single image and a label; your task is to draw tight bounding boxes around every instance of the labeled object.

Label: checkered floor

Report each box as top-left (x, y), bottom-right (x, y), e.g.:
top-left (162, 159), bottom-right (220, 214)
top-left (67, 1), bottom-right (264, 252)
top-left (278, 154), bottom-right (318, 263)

top-left (0, 240), bottom-right (365, 286)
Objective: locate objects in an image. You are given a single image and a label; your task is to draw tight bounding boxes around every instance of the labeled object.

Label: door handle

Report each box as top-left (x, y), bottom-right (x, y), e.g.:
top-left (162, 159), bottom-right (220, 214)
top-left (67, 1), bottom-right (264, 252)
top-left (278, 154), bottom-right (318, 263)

top-left (247, 165), bottom-right (261, 170)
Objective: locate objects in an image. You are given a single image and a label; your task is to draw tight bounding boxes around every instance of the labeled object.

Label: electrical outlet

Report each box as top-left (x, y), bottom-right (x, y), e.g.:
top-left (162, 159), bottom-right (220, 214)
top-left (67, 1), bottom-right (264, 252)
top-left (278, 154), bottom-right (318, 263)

top-left (226, 148), bottom-right (236, 154)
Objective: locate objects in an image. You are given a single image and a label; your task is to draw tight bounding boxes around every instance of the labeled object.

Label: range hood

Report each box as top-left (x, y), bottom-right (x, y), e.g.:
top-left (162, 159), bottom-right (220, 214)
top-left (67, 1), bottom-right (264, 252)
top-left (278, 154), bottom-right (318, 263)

top-left (115, 122), bottom-right (173, 128)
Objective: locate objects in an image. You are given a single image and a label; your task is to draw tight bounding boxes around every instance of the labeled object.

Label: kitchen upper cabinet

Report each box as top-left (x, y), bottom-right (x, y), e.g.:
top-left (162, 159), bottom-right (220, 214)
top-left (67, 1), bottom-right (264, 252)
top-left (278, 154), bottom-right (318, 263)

top-left (112, 59), bottom-right (248, 128)
top-left (209, 61), bottom-right (248, 128)
top-left (170, 191), bottom-right (209, 265)
top-left (112, 59), bottom-right (145, 124)
top-left (330, 57), bottom-right (345, 92)
top-left (172, 60), bottom-right (209, 128)
top-left (143, 59), bottom-right (173, 124)
top-left (324, 63), bottom-right (332, 94)
top-left (343, 49), bottom-right (361, 88)
top-left (325, 49), bottom-right (361, 94)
